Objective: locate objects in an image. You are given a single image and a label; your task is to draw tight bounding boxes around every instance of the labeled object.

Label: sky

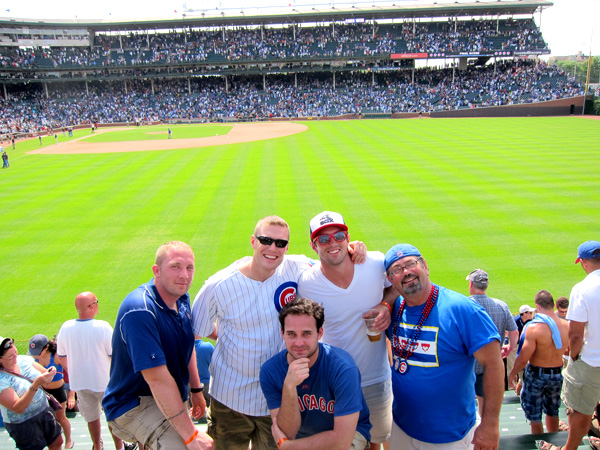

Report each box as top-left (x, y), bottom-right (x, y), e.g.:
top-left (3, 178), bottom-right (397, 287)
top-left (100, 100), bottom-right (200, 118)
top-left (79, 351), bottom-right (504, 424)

top-left (1, 0), bottom-right (598, 57)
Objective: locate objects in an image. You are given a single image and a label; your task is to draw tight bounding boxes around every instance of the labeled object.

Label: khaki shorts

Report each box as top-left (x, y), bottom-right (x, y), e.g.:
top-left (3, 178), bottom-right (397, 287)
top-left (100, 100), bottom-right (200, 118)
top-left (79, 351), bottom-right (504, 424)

top-left (390, 420), bottom-right (478, 450)
top-left (109, 396), bottom-right (194, 450)
top-left (362, 379), bottom-right (392, 444)
top-left (562, 358), bottom-right (600, 415)
top-left (77, 389), bottom-right (104, 422)
top-left (207, 398), bottom-right (277, 450)
top-left (350, 430), bottom-right (370, 450)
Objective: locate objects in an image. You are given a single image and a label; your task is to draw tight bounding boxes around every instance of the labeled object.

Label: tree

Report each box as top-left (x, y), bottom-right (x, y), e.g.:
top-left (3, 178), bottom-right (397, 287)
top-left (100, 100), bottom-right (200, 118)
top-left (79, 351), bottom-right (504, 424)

top-left (554, 56), bottom-right (600, 86)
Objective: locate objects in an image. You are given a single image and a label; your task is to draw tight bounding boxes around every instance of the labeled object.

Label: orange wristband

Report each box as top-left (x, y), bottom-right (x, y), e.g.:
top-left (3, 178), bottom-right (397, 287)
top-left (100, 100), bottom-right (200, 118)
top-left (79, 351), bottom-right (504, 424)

top-left (380, 301), bottom-right (392, 314)
top-left (184, 429), bottom-right (198, 445)
top-left (278, 437), bottom-right (288, 449)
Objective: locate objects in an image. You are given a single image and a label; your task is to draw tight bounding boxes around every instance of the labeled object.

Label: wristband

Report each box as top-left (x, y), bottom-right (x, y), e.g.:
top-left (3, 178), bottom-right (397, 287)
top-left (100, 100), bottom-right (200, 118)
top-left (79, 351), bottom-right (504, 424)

top-left (184, 429), bottom-right (198, 445)
top-left (380, 301), bottom-right (392, 314)
top-left (277, 437), bottom-right (288, 449)
top-left (190, 384), bottom-right (204, 393)
top-left (29, 385), bottom-right (38, 392)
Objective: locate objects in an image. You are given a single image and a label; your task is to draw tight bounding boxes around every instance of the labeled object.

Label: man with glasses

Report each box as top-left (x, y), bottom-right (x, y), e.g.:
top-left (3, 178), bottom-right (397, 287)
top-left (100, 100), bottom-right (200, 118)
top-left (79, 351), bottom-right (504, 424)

top-left (384, 244), bottom-right (503, 450)
top-left (57, 292), bottom-right (132, 450)
top-left (191, 215), bottom-right (365, 450)
top-left (298, 211), bottom-right (393, 450)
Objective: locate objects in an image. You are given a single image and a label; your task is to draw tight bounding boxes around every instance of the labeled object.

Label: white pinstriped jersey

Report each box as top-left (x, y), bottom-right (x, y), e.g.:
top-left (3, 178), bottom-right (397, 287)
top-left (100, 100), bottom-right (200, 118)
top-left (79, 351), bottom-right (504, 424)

top-left (192, 254), bottom-right (313, 416)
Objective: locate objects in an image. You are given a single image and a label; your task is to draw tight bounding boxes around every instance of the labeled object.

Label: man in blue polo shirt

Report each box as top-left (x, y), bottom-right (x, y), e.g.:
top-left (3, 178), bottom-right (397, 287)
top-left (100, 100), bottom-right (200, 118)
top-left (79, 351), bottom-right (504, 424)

top-left (260, 297), bottom-right (371, 450)
top-left (103, 241), bottom-right (214, 450)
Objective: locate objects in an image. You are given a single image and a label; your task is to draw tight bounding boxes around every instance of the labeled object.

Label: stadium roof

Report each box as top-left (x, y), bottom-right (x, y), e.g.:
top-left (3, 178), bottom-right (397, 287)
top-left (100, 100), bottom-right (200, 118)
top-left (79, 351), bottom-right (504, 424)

top-left (0, 0), bottom-right (552, 31)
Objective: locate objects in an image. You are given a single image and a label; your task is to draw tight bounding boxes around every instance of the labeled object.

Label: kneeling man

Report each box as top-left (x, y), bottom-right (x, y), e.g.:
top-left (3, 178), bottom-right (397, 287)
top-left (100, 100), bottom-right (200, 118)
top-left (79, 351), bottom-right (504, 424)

top-left (260, 297), bottom-right (371, 450)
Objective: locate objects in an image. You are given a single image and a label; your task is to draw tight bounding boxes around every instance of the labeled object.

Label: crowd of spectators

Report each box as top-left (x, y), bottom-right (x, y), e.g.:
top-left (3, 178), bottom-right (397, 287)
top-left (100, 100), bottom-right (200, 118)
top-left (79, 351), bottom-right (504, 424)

top-left (0, 18), bottom-right (547, 70)
top-left (0, 59), bottom-right (582, 134)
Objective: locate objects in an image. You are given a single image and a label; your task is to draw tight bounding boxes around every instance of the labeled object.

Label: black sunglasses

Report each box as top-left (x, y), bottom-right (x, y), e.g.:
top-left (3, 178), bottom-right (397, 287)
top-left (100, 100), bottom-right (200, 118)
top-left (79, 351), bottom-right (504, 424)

top-left (314, 231), bottom-right (347, 245)
top-left (0, 338), bottom-right (14, 356)
top-left (255, 235), bottom-right (289, 248)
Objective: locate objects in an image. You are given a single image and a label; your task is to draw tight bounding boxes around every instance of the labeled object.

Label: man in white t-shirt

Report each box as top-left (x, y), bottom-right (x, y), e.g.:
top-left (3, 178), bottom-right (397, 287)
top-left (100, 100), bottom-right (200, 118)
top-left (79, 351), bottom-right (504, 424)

top-left (298, 211), bottom-right (393, 450)
top-left (57, 292), bottom-right (132, 450)
top-left (192, 215), bottom-right (367, 450)
top-left (538, 241), bottom-right (600, 450)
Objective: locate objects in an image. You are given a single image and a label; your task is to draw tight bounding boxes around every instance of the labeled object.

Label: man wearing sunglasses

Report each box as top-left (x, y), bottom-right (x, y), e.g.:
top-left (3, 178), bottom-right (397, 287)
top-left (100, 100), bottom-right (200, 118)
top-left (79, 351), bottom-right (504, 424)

top-left (298, 211), bottom-right (394, 450)
top-left (192, 215), bottom-right (366, 450)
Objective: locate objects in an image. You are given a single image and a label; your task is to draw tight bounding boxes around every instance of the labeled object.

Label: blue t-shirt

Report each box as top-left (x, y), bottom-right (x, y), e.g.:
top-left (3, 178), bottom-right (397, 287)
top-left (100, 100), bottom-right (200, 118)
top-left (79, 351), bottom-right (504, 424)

top-left (386, 285), bottom-right (500, 444)
top-left (44, 354), bottom-right (64, 382)
top-left (260, 342), bottom-right (371, 442)
top-left (194, 340), bottom-right (214, 385)
top-left (0, 355), bottom-right (48, 423)
top-left (103, 279), bottom-right (195, 421)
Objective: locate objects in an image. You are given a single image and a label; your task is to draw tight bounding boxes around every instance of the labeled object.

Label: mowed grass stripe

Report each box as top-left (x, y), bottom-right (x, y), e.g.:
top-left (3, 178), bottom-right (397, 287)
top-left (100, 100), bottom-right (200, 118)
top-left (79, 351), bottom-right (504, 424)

top-left (297, 121), bottom-right (405, 251)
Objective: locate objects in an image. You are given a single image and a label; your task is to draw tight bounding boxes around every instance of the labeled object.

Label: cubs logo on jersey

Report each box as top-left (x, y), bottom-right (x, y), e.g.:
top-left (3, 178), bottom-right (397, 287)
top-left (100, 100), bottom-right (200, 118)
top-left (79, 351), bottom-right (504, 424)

top-left (274, 281), bottom-right (298, 311)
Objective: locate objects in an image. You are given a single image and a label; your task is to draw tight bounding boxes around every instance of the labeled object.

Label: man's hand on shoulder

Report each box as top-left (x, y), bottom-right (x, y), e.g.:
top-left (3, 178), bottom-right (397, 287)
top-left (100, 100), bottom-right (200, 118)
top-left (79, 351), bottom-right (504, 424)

top-left (348, 241), bottom-right (367, 264)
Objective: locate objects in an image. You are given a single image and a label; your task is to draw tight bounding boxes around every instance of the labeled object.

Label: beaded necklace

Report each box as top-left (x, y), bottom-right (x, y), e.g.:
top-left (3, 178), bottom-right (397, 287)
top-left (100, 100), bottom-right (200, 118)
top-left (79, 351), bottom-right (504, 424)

top-left (391, 284), bottom-right (439, 374)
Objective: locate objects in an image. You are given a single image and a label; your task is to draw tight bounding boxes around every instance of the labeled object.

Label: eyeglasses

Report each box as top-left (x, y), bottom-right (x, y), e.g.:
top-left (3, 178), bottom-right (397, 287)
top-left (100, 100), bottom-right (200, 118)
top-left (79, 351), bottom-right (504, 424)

top-left (387, 257), bottom-right (423, 277)
top-left (314, 231), bottom-right (348, 245)
top-left (88, 300), bottom-right (99, 308)
top-left (255, 235), bottom-right (289, 248)
top-left (0, 338), bottom-right (14, 356)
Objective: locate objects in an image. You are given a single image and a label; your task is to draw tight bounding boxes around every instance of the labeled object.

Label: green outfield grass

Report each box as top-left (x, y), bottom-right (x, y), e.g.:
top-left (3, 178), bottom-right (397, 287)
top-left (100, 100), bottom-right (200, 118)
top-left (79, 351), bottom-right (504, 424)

top-left (1, 117), bottom-right (599, 347)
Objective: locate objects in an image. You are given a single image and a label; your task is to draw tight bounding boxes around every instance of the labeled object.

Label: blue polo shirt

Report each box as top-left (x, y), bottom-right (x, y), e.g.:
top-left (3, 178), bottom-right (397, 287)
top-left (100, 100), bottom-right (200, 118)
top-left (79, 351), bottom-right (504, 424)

top-left (103, 279), bottom-right (195, 421)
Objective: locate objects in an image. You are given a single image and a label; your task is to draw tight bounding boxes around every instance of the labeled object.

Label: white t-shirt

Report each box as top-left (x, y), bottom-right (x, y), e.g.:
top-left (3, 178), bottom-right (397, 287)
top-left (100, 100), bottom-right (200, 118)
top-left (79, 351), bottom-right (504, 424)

top-left (568, 268), bottom-right (600, 366)
top-left (298, 251), bottom-right (391, 387)
top-left (56, 318), bottom-right (113, 392)
top-left (192, 254), bottom-right (312, 416)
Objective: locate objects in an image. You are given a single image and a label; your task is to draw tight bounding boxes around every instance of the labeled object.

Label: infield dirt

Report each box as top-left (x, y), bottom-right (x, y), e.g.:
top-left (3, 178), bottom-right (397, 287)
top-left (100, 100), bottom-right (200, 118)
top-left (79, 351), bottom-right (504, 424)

top-left (28, 122), bottom-right (308, 154)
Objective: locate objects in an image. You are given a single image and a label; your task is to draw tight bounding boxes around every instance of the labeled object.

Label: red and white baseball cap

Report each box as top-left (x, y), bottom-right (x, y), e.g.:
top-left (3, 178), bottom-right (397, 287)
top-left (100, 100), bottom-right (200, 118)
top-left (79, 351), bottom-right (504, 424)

top-left (309, 211), bottom-right (348, 240)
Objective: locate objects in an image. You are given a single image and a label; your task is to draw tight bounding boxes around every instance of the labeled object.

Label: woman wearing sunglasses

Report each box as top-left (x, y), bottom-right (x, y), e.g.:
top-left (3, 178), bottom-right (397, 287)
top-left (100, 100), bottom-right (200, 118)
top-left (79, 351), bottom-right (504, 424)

top-left (0, 336), bottom-right (64, 450)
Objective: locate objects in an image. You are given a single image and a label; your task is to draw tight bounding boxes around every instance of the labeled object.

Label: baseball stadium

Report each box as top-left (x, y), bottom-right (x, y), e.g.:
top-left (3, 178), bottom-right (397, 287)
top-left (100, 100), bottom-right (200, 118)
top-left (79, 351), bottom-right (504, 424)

top-left (1, 0), bottom-right (599, 448)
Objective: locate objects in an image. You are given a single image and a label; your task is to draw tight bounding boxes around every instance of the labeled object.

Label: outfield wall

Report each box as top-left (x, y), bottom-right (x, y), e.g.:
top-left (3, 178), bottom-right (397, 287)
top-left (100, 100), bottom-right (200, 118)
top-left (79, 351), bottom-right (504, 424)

top-left (428, 96), bottom-right (586, 118)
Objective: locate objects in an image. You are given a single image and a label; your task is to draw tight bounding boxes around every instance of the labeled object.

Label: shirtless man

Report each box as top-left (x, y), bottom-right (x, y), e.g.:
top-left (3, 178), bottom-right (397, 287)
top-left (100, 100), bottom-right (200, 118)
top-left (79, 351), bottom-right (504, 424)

top-left (508, 290), bottom-right (569, 434)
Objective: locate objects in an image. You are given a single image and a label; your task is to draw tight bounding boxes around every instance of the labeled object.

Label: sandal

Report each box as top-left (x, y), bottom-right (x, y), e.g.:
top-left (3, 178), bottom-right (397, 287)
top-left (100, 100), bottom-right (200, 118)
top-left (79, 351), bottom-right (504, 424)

top-left (535, 440), bottom-right (562, 450)
top-left (590, 436), bottom-right (600, 450)
top-left (558, 419), bottom-right (570, 431)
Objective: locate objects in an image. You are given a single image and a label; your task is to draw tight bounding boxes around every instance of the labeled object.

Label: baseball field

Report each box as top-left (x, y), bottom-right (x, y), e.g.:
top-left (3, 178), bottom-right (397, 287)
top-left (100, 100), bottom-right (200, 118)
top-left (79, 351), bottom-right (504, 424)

top-left (1, 117), bottom-right (599, 345)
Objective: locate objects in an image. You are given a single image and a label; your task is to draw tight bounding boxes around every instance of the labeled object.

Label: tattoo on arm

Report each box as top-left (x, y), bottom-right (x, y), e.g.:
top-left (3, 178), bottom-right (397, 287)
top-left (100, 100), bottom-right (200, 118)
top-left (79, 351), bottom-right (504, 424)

top-left (165, 408), bottom-right (186, 422)
top-left (155, 396), bottom-right (186, 422)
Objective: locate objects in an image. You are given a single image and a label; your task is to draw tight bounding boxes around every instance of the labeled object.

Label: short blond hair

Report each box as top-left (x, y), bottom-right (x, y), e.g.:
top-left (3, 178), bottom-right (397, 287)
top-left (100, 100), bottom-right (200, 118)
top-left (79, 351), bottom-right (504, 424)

top-left (254, 216), bottom-right (289, 239)
top-left (155, 241), bottom-right (194, 266)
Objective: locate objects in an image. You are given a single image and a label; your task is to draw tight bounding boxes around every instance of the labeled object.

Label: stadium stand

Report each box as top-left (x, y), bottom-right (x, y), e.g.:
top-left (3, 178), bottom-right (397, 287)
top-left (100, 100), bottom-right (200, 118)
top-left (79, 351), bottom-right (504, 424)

top-left (0, 0), bottom-right (586, 131)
